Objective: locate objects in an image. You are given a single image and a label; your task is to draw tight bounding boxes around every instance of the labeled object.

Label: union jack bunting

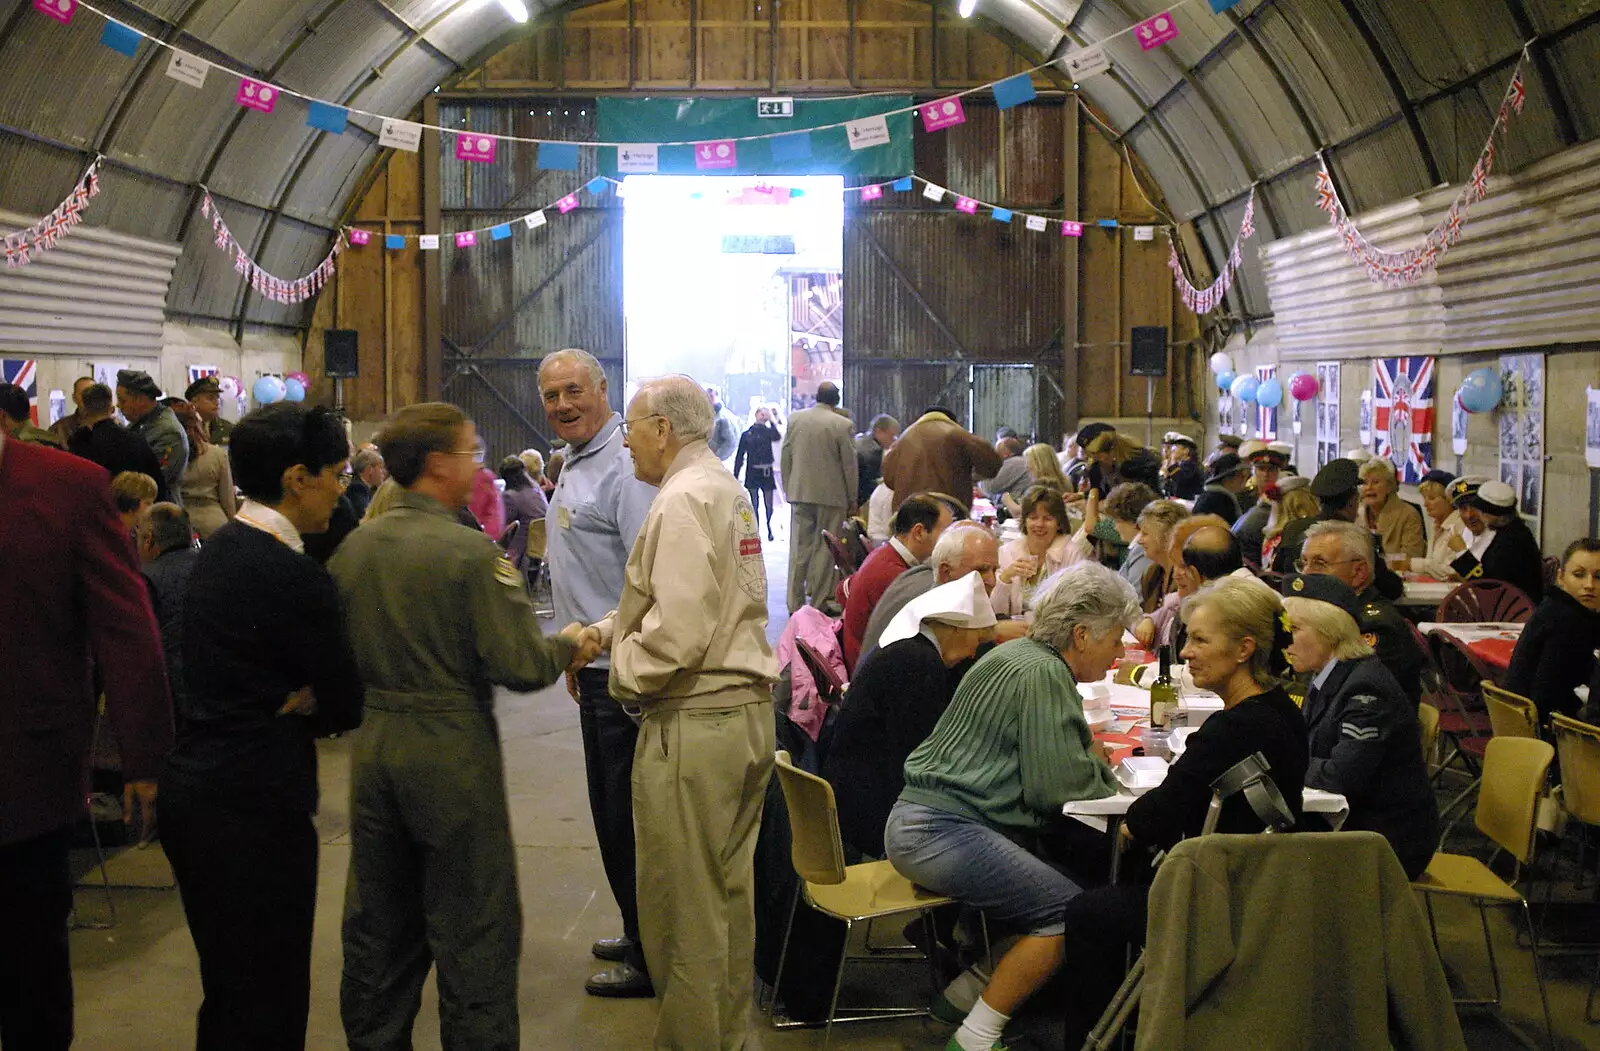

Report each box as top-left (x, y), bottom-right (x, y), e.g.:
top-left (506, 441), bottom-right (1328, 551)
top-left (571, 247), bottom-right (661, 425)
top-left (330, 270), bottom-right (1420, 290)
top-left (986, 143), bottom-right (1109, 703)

top-left (1167, 189), bottom-right (1255, 316)
top-left (1, 359), bottom-right (39, 424)
top-left (1372, 357), bottom-right (1435, 485)
top-left (200, 189), bottom-right (344, 305)
top-left (2, 158), bottom-right (100, 268)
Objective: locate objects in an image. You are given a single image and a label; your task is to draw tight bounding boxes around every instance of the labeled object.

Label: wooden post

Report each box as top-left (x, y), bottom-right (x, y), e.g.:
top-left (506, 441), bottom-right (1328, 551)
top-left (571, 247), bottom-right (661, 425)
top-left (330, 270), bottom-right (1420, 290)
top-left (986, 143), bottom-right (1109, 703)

top-left (1060, 100), bottom-right (1080, 437)
top-left (422, 94), bottom-right (443, 401)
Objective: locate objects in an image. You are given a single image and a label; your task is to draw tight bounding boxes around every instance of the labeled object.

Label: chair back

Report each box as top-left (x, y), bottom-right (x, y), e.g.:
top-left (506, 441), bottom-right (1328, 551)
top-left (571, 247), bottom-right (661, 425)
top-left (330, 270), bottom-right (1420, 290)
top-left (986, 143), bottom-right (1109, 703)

top-left (525, 517), bottom-right (548, 561)
top-left (1429, 632), bottom-right (1493, 716)
top-left (794, 637), bottom-right (846, 709)
top-left (822, 530), bottom-right (857, 577)
top-left (772, 750), bottom-right (847, 886)
top-left (1481, 682), bottom-right (1539, 740)
top-left (1417, 703), bottom-right (1440, 757)
top-left (1476, 736), bottom-right (1554, 865)
top-left (1542, 556), bottom-right (1561, 591)
top-left (498, 519), bottom-right (522, 551)
top-left (1436, 580), bottom-right (1535, 625)
top-left (1550, 714), bottom-right (1600, 827)
top-left (1407, 622), bottom-right (1447, 707)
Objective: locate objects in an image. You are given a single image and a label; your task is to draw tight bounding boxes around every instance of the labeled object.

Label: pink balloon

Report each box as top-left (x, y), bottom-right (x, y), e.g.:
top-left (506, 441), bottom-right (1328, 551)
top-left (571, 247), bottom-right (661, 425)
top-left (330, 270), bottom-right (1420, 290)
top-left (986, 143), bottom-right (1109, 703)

top-left (1288, 372), bottom-right (1320, 401)
top-left (285, 371), bottom-right (310, 386)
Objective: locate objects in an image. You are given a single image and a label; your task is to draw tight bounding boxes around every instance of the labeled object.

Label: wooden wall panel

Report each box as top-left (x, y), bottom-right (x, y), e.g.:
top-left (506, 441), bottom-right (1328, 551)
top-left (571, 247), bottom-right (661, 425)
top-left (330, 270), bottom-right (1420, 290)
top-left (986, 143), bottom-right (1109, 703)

top-left (1077, 130), bottom-right (1122, 419)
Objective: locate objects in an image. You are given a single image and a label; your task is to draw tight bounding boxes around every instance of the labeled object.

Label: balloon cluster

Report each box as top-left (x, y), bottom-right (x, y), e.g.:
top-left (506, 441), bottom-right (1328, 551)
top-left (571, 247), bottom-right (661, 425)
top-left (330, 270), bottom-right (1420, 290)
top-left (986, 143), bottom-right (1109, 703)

top-left (252, 371), bottom-right (311, 406)
top-left (1456, 367), bottom-right (1502, 414)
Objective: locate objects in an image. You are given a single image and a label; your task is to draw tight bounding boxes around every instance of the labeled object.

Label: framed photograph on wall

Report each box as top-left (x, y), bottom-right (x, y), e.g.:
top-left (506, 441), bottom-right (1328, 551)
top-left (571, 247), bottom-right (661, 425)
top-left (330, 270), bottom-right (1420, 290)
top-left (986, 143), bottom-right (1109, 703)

top-left (1498, 352), bottom-right (1545, 541)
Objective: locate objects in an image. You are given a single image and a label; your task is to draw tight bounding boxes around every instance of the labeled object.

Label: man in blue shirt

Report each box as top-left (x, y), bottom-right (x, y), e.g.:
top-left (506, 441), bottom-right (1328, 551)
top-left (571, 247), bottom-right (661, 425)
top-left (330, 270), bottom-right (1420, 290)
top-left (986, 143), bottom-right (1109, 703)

top-left (539, 348), bottom-right (659, 998)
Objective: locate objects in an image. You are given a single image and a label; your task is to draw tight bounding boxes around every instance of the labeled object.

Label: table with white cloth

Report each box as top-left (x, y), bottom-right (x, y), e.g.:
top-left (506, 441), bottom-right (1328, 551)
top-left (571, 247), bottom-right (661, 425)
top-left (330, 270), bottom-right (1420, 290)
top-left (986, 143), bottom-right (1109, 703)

top-left (1418, 621), bottom-right (1524, 674)
top-left (1398, 579), bottom-right (1455, 608)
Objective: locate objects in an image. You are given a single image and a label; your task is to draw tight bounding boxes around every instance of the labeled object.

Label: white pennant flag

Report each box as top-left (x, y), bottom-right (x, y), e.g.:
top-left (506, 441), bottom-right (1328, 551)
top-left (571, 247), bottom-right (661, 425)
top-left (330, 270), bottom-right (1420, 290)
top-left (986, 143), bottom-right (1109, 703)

top-left (617, 145), bottom-right (659, 173)
top-left (165, 50), bottom-right (209, 89)
top-left (379, 119), bottom-right (423, 152)
top-left (418, 234), bottom-right (439, 250)
top-left (524, 211), bottom-right (547, 230)
top-left (1024, 215), bottom-right (1048, 232)
top-left (922, 182), bottom-right (946, 202)
top-left (845, 115), bottom-right (892, 151)
top-left (1060, 45), bottom-right (1110, 81)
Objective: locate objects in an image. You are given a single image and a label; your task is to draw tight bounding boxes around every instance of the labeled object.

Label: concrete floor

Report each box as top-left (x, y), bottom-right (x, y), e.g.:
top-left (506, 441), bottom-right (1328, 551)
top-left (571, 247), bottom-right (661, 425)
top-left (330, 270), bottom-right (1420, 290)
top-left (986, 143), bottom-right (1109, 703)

top-left (62, 526), bottom-right (1600, 1049)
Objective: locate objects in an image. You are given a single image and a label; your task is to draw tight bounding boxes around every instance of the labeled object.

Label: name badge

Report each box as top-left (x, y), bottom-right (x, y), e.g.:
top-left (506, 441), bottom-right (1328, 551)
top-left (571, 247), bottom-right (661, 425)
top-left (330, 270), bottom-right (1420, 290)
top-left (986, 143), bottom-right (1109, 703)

top-left (558, 505), bottom-right (572, 530)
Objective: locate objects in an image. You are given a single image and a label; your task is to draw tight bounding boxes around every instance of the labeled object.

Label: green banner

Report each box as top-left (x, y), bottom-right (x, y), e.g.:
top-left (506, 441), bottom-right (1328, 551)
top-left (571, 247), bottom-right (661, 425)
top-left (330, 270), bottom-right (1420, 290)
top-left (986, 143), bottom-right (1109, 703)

top-left (596, 96), bottom-right (914, 178)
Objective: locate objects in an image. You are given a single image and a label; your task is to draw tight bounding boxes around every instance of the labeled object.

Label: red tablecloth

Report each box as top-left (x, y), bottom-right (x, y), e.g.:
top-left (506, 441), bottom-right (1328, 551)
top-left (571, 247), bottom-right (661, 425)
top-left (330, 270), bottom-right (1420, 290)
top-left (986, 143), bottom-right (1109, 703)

top-left (1468, 637), bottom-right (1517, 671)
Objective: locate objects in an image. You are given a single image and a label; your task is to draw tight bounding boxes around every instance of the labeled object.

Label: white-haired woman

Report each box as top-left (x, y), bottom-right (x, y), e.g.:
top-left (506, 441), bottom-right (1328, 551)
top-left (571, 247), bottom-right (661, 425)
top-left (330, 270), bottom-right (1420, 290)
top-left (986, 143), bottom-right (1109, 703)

top-left (883, 562), bottom-right (1132, 1051)
top-left (1358, 456), bottom-right (1425, 559)
top-left (1060, 576), bottom-right (1309, 1044)
top-left (1282, 573), bottom-right (1438, 878)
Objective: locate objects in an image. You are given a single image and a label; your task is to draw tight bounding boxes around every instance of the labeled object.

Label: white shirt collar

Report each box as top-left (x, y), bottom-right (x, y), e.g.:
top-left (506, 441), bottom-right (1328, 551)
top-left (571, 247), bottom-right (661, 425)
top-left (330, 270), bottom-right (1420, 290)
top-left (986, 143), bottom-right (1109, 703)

top-left (1464, 523), bottom-right (1495, 559)
top-left (233, 499), bottom-right (305, 553)
top-left (889, 535), bottom-right (919, 566)
top-left (1311, 656), bottom-right (1339, 694)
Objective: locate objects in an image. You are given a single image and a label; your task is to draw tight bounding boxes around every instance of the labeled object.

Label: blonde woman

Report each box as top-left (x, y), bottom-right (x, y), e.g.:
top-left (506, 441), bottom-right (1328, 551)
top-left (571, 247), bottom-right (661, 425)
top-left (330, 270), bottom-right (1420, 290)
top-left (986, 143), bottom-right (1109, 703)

top-left (1002, 443), bottom-right (1072, 517)
top-left (1260, 478), bottom-right (1317, 571)
top-left (111, 470), bottom-right (158, 537)
top-left (1401, 469), bottom-right (1463, 577)
top-left (1358, 457), bottom-right (1425, 559)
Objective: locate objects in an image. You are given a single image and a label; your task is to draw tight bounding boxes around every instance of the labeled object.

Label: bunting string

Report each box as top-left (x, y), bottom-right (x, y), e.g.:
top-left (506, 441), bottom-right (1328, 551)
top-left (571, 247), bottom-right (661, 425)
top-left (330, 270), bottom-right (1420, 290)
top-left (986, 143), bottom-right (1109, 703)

top-left (1167, 188), bottom-right (1253, 315)
top-left (201, 189), bottom-right (343, 305)
top-left (2, 156), bottom-right (101, 267)
top-left (1314, 49), bottom-right (1529, 288)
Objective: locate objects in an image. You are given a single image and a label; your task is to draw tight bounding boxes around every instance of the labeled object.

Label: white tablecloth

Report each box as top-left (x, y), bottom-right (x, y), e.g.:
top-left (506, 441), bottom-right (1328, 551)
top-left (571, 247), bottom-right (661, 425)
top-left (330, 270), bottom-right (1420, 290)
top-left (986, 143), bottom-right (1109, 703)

top-left (1417, 621), bottom-right (1524, 645)
top-left (1398, 581), bottom-right (1454, 607)
top-left (1063, 788), bottom-right (1350, 833)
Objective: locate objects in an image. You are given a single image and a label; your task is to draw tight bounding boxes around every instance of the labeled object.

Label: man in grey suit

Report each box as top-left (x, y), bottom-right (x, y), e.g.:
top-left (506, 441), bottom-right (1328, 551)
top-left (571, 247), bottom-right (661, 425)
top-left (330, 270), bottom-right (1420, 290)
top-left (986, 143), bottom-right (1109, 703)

top-left (780, 381), bottom-right (857, 614)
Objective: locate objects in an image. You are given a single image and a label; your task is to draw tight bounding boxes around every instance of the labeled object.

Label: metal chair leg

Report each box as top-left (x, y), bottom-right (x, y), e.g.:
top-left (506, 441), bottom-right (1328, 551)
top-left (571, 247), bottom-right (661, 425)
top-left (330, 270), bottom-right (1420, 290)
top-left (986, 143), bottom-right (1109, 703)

top-left (1518, 901), bottom-right (1555, 1051)
top-left (821, 918), bottom-right (853, 1051)
top-left (1423, 894), bottom-right (1441, 961)
top-left (1585, 951), bottom-right (1600, 1023)
top-left (765, 886), bottom-right (800, 1020)
top-left (1479, 903), bottom-right (1503, 1007)
top-left (69, 796), bottom-right (117, 931)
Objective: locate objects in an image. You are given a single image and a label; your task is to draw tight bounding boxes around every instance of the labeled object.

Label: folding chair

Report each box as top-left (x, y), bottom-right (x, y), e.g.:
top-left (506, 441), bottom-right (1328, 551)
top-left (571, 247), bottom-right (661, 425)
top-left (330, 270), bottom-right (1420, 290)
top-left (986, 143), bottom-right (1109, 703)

top-left (1431, 633), bottom-right (1497, 844)
top-left (767, 750), bottom-right (962, 1049)
top-left (1081, 751), bottom-right (1297, 1051)
top-left (821, 529), bottom-right (857, 579)
top-left (524, 518), bottom-right (552, 615)
top-left (72, 701), bottom-right (118, 931)
top-left (1414, 736), bottom-right (1556, 1051)
top-left (1418, 703), bottom-right (1441, 768)
top-left (1436, 580), bottom-right (1535, 625)
top-left (1482, 683), bottom-right (1540, 741)
top-left (1549, 713), bottom-right (1600, 1021)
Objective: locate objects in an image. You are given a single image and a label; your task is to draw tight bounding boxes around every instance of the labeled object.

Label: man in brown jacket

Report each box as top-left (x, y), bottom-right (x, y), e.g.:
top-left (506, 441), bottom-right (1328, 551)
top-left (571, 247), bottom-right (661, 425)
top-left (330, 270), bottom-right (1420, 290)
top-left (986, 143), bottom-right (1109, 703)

top-left (881, 405), bottom-right (1004, 513)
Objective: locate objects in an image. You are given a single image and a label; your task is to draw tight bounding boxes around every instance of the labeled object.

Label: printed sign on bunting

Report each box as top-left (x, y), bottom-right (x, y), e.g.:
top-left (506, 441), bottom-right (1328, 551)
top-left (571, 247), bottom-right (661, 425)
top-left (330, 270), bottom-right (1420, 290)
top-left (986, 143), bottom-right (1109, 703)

top-left (1134, 11), bottom-right (1179, 50)
top-left (236, 79), bottom-right (277, 113)
top-left (1371, 357), bottom-right (1435, 484)
top-left (456, 135), bottom-right (497, 163)
top-left (921, 98), bottom-right (966, 133)
top-left (694, 141), bottom-right (737, 170)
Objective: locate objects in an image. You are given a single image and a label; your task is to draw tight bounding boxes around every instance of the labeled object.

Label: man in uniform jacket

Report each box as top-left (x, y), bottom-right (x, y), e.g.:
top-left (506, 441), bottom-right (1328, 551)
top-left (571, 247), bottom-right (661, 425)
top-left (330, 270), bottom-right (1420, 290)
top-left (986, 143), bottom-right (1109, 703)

top-left (67, 382), bottom-right (172, 502)
top-left (780, 380), bottom-right (857, 613)
top-left (1449, 479), bottom-right (1544, 603)
top-left (117, 368), bottom-right (188, 505)
top-left (184, 374), bottom-right (234, 445)
top-left (1162, 431), bottom-right (1203, 500)
top-left (590, 375), bottom-right (779, 1051)
top-left (881, 404), bottom-right (1003, 513)
top-left (1271, 458), bottom-right (1405, 601)
top-left (1231, 442), bottom-right (1291, 565)
top-left (1299, 520), bottom-right (1421, 704)
top-left (1191, 451), bottom-right (1248, 525)
top-left (0, 382), bottom-right (63, 448)
top-left (0, 431), bottom-right (173, 1047)
top-left (1282, 573), bottom-right (1439, 879)
top-left (329, 402), bottom-right (592, 1051)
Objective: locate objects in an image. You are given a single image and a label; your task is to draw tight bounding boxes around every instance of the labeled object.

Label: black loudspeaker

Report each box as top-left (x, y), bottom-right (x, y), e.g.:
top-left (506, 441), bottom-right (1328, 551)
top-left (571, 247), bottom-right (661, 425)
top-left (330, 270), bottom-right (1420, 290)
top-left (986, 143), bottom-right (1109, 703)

top-left (324, 329), bottom-right (359, 378)
top-left (1129, 326), bottom-right (1168, 376)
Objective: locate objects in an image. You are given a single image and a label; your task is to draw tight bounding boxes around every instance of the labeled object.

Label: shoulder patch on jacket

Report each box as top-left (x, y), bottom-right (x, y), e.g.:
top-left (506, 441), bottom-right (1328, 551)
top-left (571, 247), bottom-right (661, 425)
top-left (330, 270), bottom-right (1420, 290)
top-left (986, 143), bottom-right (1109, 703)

top-left (494, 556), bottom-right (523, 588)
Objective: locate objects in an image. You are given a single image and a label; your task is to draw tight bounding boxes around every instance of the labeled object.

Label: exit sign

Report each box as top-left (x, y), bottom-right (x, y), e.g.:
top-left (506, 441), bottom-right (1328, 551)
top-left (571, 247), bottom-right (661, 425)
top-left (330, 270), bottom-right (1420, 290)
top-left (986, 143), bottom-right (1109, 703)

top-left (757, 97), bottom-right (794, 118)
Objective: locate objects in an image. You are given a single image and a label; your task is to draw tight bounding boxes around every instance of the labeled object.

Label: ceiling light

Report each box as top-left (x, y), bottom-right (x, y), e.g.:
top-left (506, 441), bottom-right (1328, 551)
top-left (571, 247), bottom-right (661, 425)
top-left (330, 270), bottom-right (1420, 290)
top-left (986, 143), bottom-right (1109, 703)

top-left (497, 0), bottom-right (530, 22)
top-left (958, 0), bottom-right (977, 17)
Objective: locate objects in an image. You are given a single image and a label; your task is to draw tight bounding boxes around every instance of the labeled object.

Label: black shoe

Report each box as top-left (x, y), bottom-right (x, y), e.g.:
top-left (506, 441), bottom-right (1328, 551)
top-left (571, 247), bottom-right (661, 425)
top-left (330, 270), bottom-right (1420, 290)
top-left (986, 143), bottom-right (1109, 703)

top-left (585, 961), bottom-right (655, 998)
top-left (591, 936), bottom-right (634, 962)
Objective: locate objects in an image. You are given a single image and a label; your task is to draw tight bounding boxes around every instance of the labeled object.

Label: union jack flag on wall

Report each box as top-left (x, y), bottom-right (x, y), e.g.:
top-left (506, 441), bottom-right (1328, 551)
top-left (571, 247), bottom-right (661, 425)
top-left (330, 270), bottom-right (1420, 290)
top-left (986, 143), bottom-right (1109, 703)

top-left (1371, 356), bottom-right (1436, 484)
top-left (1, 359), bottom-right (38, 425)
top-left (1255, 365), bottom-right (1277, 440)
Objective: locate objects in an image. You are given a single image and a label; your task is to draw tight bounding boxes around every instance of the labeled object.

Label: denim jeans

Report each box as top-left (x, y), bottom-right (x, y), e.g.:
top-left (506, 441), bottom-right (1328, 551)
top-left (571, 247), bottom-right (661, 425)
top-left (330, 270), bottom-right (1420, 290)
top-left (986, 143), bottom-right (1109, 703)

top-left (884, 800), bottom-right (1080, 936)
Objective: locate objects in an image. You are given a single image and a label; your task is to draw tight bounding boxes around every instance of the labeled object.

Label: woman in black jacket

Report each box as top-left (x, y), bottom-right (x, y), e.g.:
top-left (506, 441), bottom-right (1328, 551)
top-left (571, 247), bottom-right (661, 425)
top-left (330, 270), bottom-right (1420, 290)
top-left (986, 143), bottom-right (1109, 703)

top-left (161, 404), bottom-right (365, 1051)
top-left (733, 406), bottom-right (781, 540)
top-left (1282, 573), bottom-right (1438, 879)
top-left (1506, 537), bottom-right (1600, 725)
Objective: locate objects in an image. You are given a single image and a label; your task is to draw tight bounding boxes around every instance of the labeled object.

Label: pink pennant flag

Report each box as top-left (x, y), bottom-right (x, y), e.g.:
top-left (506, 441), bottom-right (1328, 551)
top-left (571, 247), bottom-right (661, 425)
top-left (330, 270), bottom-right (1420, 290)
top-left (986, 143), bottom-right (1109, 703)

top-left (921, 97), bottom-right (966, 133)
top-left (236, 78), bottom-right (278, 113)
top-left (1134, 11), bottom-right (1179, 50)
top-left (455, 135), bottom-right (497, 164)
top-left (1061, 221), bottom-right (1084, 237)
top-left (556, 194), bottom-right (579, 214)
top-left (694, 140), bottom-right (737, 170)
top-left (955, 197), bottom-right (979, 215)
top-left (455, 231), bottom-right (477, 248)
top-left (859, 184), bottom-right (883, 202)
top-left (348, 228), bottom-right (371, 246)
top-left (33, 0), bottom-right (75, 25)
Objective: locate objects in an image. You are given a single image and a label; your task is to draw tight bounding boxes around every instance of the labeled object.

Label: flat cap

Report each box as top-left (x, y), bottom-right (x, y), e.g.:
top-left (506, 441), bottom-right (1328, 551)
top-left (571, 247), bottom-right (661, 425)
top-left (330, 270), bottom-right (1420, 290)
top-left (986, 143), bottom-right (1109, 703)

top-left (1470, 480), bottom-right (1517, 513)
top-left (1076, 422), bottom-right (1115, 449)
top-left (1216, 434), bottom-right (1243, 449)
top-left (184, 375), bottom-right (220, 400)
top-left (116, 369), bottom-right (162, 400)
top-left (1205, 451), bottom-right (1247, 484)
top-left (1309, 458), bottom-right (1360, 498)
top-left (1419, 468), bottom-right (1455, 489)
top-left (1282, 572), bottom-right (1364, 628)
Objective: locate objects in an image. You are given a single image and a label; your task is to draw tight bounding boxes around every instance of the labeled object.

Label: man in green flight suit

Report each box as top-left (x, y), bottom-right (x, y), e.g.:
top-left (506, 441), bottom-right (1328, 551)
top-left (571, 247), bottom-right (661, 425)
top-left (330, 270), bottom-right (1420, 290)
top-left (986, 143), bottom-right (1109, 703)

top-left (329, 402), bottom-right (599, 1051)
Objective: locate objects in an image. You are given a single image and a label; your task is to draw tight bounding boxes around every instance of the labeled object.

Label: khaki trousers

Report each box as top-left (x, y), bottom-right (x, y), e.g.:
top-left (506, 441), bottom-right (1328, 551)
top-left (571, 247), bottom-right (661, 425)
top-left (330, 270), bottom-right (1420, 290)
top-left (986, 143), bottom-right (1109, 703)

top-left (787, 502), bottom-right (845, 613)
top-left (634, 698), bottom-right (775, 1051)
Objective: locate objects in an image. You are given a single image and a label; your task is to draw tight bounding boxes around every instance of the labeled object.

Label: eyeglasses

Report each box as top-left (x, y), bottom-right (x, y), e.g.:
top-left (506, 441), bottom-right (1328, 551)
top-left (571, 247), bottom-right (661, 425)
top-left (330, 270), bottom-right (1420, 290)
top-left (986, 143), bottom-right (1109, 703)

top-left (620, 413), bottom-right (664, 437)
top-left (1294, 556), bottom-right (1359, 573)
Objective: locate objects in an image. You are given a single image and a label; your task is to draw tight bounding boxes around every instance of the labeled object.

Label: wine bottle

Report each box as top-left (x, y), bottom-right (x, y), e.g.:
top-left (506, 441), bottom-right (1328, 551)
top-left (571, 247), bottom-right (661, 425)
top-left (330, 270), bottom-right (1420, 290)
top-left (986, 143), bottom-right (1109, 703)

top-left (1150, 643), bottom-right (1176, 731)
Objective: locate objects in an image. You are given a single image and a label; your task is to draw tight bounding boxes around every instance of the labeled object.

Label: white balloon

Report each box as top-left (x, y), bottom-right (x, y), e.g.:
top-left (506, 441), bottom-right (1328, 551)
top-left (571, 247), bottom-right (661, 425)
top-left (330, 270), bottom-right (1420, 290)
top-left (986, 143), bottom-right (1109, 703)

top-left (1209, 351), bottom-right (1235, 375)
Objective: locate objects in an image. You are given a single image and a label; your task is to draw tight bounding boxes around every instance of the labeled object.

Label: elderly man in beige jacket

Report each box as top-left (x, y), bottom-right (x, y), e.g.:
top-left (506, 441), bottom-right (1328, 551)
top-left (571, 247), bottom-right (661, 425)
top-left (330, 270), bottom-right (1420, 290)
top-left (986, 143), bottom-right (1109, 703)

top-left (589, 374), bottom-right (778, 1051)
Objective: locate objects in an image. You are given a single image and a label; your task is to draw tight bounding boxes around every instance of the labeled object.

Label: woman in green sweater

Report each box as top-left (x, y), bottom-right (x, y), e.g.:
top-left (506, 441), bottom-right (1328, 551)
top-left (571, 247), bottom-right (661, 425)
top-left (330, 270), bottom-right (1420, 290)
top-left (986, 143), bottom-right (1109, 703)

top-left (884, 561), bottom-right (1134, 1051)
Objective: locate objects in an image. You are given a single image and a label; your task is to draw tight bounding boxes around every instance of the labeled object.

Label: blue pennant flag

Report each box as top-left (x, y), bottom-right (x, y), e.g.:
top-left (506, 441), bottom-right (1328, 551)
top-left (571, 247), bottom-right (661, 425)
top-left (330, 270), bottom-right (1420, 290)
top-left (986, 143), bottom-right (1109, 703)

top-left (1209, 0), bottom-right (1242, 11)
top-left (490, 224), bottom-right (512, 241)
top-left (789, 188), bottom-right (806, 198)
top-left (892, 176), bottom-right (914, 192)
top-left (306, 101), bottom-right (349, 135)
top-left (538, 143), bottom-right (579, 171)
top-left (769, 132), bottom-right (813, 164)
top-left (585, 176), bottom-right (609, 195)
top-left (385, 234), bottom-right (405, 250)
top-left (992, 74), bottom-right (1037, 111)
top-left (991, 208), bottom-right (1014, 224)
top-left (1097, 218), bottom-right (1119, 228)
top-left (101, 21), bottom-right (141, 57)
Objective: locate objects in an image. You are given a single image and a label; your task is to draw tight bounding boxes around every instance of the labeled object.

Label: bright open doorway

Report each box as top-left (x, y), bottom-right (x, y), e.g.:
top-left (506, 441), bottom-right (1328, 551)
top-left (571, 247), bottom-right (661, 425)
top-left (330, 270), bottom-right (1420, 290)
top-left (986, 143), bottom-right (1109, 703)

top-left (620, 174), bottom-right (844, 430)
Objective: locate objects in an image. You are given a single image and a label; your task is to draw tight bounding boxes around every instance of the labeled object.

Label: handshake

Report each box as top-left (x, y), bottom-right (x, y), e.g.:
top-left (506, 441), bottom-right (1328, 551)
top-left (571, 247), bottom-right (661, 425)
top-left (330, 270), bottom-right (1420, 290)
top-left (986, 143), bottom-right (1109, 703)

top-left (558, 621), bottom-right (606, 673)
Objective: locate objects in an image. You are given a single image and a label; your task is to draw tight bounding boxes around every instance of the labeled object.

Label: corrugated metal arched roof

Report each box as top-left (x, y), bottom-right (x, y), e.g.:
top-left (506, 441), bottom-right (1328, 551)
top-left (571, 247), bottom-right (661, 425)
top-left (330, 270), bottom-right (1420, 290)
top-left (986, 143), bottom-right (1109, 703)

top-left (0, 0), bottom-right (1593, 329)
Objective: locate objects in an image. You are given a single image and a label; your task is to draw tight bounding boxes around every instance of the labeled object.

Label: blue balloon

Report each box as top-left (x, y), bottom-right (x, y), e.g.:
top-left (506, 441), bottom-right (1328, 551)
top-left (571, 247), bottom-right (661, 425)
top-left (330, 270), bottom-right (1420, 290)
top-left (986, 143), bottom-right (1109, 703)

top-left (1216, 370), bottom-right (1236, 392)
top-left (1255, 377), bottom-right (1283, 409)
top-left (283, 377), bottom-right (306, 402)
top-left (253, 375), bottom-right (285, 405)
top-left (1230, 374), bottom-right (1259, 402)
top-left (1458, 367), bottom-right (1503, 414)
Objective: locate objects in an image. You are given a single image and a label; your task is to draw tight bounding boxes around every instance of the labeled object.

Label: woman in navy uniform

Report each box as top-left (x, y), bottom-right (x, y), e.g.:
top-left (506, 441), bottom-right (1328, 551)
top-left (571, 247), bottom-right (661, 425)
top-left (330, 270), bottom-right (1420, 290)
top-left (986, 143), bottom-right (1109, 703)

top-left (1281, 572), bottom-right (1438, 878)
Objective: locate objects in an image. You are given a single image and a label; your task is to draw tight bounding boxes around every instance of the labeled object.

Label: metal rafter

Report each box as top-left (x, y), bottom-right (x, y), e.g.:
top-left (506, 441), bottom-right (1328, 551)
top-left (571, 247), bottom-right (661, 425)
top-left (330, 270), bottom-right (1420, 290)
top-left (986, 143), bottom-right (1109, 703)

top-left (1333, 0), bottom-right (1440, 187)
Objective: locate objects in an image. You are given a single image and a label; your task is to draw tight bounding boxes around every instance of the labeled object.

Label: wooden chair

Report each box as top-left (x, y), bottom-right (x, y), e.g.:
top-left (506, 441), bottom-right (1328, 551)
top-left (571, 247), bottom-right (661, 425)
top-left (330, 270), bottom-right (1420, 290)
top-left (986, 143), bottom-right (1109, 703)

top-left (1436, 580), bottom-right (1536, 625)
top-left (1413, 736), bottom-right (1556, 1050)
top-left (767, 751), bottom-right (957, 1048)
top-left (1550, 713), bottom-right (1600, 1021)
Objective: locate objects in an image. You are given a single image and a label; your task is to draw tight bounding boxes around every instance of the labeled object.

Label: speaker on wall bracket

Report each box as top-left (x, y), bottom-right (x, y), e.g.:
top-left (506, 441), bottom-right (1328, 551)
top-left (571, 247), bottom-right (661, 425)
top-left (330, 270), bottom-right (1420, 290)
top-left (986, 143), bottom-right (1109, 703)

top-left (1129, 326), bottom-right (1168, 377)
top-left (324, 329), bottom-right (359, 378)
